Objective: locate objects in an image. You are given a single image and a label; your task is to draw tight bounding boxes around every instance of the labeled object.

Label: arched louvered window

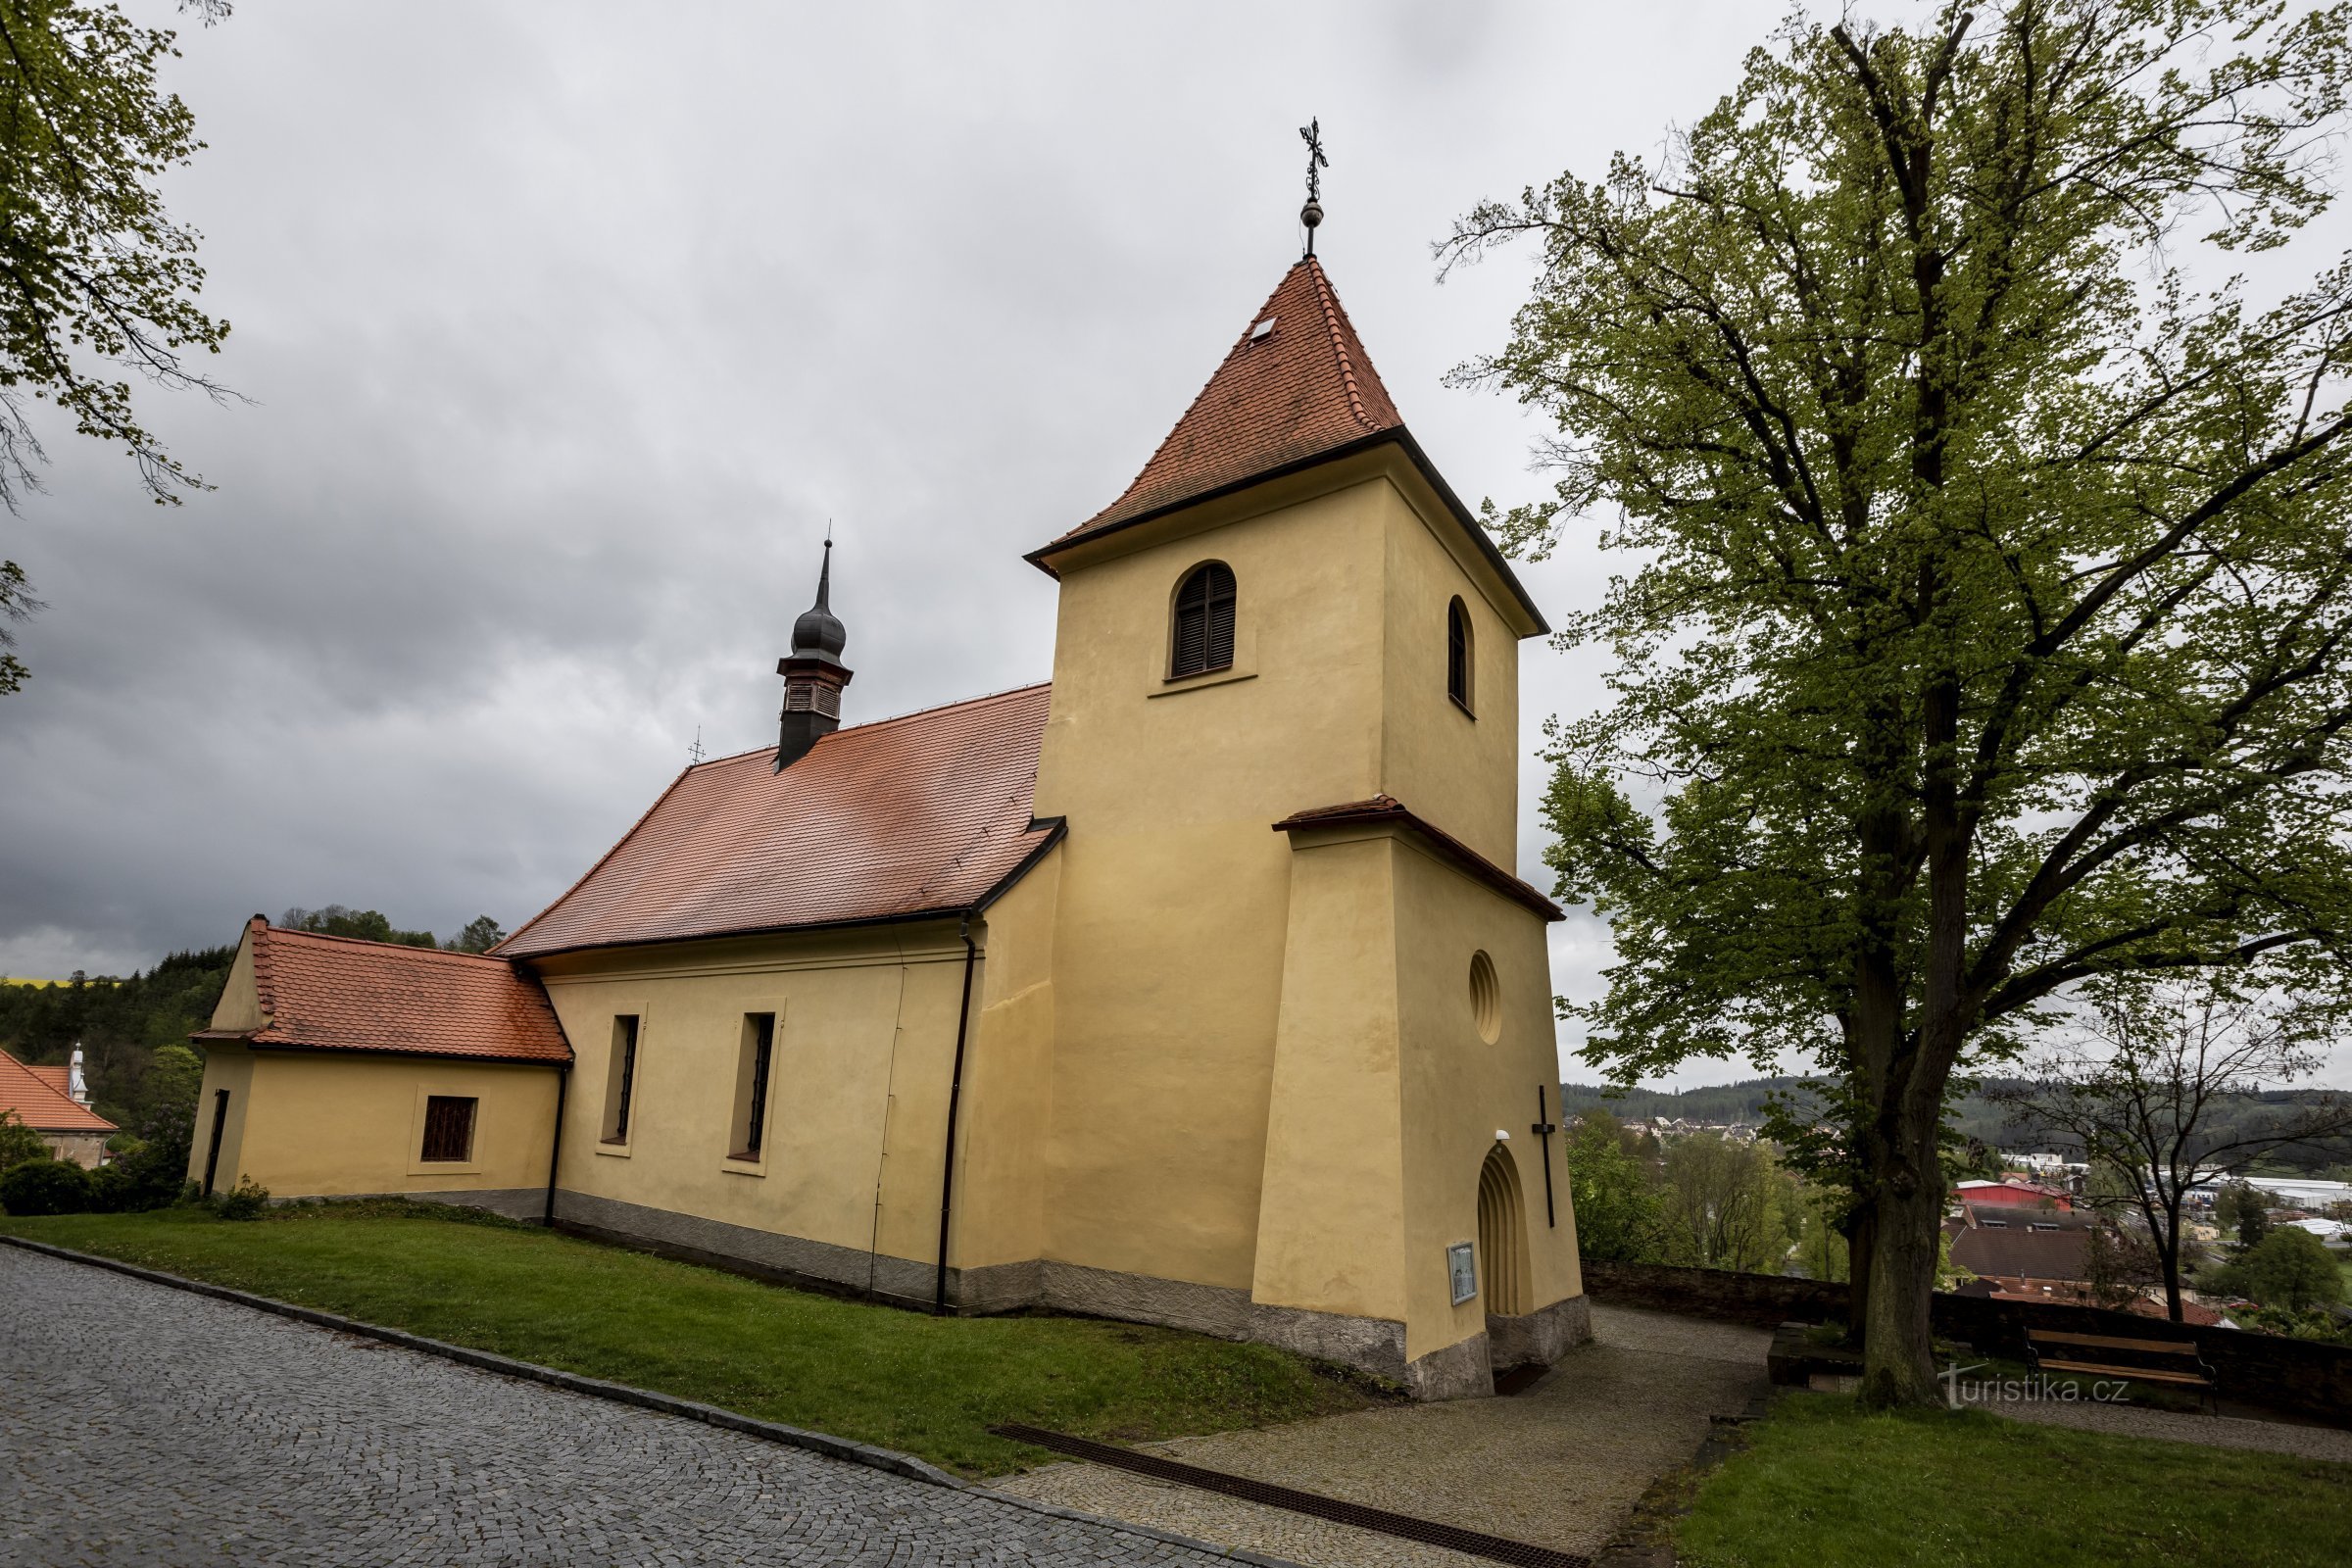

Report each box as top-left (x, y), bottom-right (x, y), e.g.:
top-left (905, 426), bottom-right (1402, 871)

top-left (1170, 562), bottom-right (1237, 678)
top-left (1447, 597), bottom-right (1474, 712)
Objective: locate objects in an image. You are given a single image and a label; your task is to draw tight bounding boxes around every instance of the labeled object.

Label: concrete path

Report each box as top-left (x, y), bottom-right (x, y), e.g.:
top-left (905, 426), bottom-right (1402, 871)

top-left (991, 1305), bottom-right (1775, 1568)
top-left (0, 1246), bottom-right (1241, 1567)
top-left (1969, 1389), bottom-right (2352, 1463)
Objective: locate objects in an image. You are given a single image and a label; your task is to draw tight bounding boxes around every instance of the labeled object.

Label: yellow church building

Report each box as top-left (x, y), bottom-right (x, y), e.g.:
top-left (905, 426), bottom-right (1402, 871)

top-left (186, 252), bottom-right (1588, 1398)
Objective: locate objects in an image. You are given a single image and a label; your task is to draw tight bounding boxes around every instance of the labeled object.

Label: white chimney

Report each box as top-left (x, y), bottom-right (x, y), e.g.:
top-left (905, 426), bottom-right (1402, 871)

top-left (68, 1044), bottom-right (89, 1104)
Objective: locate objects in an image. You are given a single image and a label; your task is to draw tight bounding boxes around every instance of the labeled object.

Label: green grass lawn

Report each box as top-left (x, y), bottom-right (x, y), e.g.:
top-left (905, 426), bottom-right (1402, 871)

top-left (1677, 1392), bottom-right (2352, 1568)
top-left (0, 1203), bottom-right (1383, 1475)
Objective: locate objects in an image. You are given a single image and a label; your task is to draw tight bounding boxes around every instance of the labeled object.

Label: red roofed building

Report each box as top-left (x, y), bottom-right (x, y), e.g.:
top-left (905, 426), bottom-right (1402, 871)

top-left (187, 231), bottom-right (1582, 1398)
top-left (0, 1046), bottom-right (117, 1167)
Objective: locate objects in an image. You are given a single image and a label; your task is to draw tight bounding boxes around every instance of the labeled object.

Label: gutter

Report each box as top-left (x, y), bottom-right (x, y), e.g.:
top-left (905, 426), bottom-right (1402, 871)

top-left (932, 915), bottom-right (980, 1316)
top-left (543, 1063), bottom-right (570, 1226)
top-left (931, 816), bottom-right (1067, 1316)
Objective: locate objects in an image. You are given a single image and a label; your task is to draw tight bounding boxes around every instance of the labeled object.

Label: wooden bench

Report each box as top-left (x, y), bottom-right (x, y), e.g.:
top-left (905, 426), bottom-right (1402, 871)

top-left (2026, 1327), bottom-right (2217, 1411)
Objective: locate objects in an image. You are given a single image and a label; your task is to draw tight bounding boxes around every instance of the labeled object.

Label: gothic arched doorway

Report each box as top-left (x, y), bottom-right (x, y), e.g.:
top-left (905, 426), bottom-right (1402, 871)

top-left (1477, 1144), bottom-right (1531, 1316)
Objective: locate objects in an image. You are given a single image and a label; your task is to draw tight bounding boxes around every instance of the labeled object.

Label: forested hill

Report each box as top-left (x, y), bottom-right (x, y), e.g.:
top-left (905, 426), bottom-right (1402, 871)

top-left (0, 949), bottom-right (236, 1133)
top-left (1562, 1076), bottom-right (2352, 1175)
top-left (1562, 1075), bottom-right (2174, 1149)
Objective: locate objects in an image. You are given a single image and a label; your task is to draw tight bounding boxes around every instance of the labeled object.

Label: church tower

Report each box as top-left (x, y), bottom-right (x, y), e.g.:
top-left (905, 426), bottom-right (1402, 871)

top-left (775, 540), bottom-right (852, 770)
top-left (1021, 249), bottom-right (1587, 1396)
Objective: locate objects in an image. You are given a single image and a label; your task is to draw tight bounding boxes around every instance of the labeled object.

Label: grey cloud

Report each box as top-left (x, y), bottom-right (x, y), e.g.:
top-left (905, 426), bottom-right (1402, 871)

top-left (4, 1), bottom-right (1780, 1088)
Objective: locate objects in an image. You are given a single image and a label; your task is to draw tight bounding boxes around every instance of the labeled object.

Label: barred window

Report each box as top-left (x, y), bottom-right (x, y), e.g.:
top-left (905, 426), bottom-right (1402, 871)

top-left (420, 1096), bottom-right (477, 1163)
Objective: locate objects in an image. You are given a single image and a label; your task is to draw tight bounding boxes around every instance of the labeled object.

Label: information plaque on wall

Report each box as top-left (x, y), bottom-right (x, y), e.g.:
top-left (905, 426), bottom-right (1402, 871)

top-left (1446, 1241), bottom-right (1477, 1305)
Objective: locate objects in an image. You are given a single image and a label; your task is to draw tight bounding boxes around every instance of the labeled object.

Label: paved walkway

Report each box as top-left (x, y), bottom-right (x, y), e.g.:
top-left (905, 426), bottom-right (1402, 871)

top-left (0, 1247), bottom-right (1238, 1567)
top-left (1971, 1388), bottom-right (2352, 1463)
top-left (991, 1306), bottom-right (1775, 1568)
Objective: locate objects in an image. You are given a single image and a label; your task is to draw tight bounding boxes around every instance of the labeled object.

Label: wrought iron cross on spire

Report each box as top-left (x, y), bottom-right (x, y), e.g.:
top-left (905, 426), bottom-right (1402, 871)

top-left (1298, 117), bottom-right (1328, 257)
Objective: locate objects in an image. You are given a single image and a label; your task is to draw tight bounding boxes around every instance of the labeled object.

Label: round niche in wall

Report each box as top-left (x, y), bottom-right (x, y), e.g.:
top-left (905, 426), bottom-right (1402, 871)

top-left (1469, 950), bottom-right (1501, 1043)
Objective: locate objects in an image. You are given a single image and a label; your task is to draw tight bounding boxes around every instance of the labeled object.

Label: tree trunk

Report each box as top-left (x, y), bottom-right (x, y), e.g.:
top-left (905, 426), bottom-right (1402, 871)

top-left (1856, 1114), bottom-right (1944, 1408)
top-left (1842, 1200), bottom-right (1875, 1348)
top-left (2158, 1199), bottom-right (2185, 1323)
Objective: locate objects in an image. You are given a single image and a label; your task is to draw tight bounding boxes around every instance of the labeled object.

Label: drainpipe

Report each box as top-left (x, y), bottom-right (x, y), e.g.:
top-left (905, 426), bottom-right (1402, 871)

top-left (543, 1065), bottom-right (570, 1227)
top-left (933, 913), bottom-right (980, 1315)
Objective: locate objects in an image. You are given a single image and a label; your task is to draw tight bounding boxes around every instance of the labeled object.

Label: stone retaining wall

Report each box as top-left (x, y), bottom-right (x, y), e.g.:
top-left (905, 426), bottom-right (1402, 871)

top-left (1584, 1258), bottom-right (2352, 1425)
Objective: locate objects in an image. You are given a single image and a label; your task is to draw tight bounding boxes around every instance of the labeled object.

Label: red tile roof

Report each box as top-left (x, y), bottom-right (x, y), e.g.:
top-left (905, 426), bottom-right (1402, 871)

top-left (499, 684), bottom-right (1059, 959)
top-left (0, 1049), bottom-right (116, 1134)
top-left (1053, 260), bottom-right (1401, 547)
top-left (1272, 795), bottom-right (1563, 921)
top-left (26, 1064), bottom-right (69, 1095)
top-left (199, 919), bottom-right (571, 1064)
top-left (1031, 258), bottom-right (1548, 634)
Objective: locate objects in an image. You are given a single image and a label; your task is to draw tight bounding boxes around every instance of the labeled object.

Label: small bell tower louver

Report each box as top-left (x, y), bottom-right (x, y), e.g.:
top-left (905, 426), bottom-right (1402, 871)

top-left (775, 539), bottom-right (853, 771)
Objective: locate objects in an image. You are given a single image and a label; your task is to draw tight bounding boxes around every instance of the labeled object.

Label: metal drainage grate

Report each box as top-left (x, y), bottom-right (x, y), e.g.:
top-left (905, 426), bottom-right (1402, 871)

top-left (991, 1423), bottom-right (1591, 1568)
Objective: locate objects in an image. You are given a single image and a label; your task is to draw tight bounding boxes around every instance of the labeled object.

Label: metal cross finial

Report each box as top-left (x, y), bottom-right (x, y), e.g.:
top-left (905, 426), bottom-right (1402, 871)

top-left (1298, 118), bottom-right (1328, 257)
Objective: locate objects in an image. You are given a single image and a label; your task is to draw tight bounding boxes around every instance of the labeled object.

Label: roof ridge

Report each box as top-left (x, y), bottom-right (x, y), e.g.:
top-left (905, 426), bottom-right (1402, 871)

top-left (1303, 259), bottom-right (1377, 433)
top-left (262, 924), bottom-right (517, 965)
top-left (692, 681), bottom-right (1054, 774)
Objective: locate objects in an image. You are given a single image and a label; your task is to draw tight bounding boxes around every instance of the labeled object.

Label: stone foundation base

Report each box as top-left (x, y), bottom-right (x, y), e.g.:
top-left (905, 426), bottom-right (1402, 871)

top-left (543, 1190), bottom-right (1583, 1401)
top-left (1487, 1293), bottom-right (1593, 1369)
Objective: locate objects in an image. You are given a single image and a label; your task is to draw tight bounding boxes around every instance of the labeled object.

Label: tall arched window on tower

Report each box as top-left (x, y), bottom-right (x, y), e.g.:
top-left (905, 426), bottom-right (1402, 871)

top-left (1447, 597), bottom-right (1474, 713)
top-left (1170, 562), bottom-right (1237, 678)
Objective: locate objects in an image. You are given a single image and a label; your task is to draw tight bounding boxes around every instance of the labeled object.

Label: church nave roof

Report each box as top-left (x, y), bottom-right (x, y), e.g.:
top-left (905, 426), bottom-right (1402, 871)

top-left (498, 683), bottom-right (1056, 959)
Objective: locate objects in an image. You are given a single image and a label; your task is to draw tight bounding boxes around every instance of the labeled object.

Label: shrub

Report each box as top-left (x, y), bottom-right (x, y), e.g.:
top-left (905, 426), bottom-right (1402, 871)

top-left (204, 1173), bottom-right (270, 1220)
top-left (0, 1156), bottom-right (96, 1216)
top-left (2233, 1227), bottom-right (2346, 1314)
top-left (0, 1109), bottom-right (48, 1175)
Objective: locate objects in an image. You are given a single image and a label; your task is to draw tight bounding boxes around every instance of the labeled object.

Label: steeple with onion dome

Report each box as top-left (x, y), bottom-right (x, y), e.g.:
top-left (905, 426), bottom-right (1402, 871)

top-left (775, 537), bottom-right (853, 771)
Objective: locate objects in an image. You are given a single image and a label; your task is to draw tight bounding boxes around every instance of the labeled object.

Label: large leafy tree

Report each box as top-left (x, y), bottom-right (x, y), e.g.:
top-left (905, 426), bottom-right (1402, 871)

top-left (1444, 0), bottom-right (2352, 1405)
top-left (0, 0), bottom-right (231, 693)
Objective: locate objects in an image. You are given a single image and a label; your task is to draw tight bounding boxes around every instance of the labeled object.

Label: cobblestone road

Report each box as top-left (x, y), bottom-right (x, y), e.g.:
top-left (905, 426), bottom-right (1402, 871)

top-left (0, 1247), bottom-right (1238, 1567)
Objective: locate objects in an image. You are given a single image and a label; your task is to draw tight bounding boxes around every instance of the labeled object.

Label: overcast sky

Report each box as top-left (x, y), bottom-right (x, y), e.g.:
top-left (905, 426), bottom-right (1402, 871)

top-left (3, 3), bottom-right (2343, 1092)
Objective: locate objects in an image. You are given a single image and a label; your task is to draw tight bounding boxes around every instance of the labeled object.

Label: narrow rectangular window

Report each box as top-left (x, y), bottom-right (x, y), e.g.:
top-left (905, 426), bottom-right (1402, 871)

top-left (420, 1096), bottom-right (477, 1162)
top-left (603, 1014), bottom-right (640, 1144)
top-left (731, 1012), bottom-right (776, 1161)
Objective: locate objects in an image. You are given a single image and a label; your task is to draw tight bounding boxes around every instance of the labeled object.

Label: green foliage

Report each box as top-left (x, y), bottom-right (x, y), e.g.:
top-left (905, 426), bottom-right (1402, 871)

top-left (1446, 0), bottom-right (2352, 1400)
top-left (444, 915), bottom-right (506, 955)
top-left (2215, 1227), bottom-right (2349, 1313)
top-left (279, 906), bottom-right (436, 949)
top-left (1676, 1392), bottom-right (2352, 1568)
top-left (0, 1206), bottom-right (1389, 1475)
top-left (1562, 1109), bottom-right (1666, 1260)
top-left (0, 1154), bottom-right (91, 1214)
top-left (2235, 1301), bottom-right (2352, 1345)
top-left (0, 946), bottom-right (233, 1124)
top-left (0, 0), bottom-right (234, 693)
top-left (1659, 1132), bottom-right (1801, 1273)
top-left (202, 1172), bottom-right (266, 1219)
top-left (0, 1107), bottom-right (46, 1174)
top-left (99, 1135), bottom-right (192, 1211)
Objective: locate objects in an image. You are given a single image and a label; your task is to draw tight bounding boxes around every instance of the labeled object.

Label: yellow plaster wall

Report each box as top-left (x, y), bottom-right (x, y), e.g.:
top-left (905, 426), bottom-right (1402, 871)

top-left (537, 924), bottom-right (973, 1270)
top-left (949, 844), bottom-right (1062, 1270)
top-left (1031, 478), bottom-right (1394, 1291)
top-left (1250, 833), bottom-right (1408, 1323)
top-left (1376, 486), bottom-right (1523, 867)
top-left (185, 1047), bottom-right (558, 1199)
top-left (212, 932), bottom-right (265, 1033)
top-left (1389, 838), bottom-right (1583, 1361)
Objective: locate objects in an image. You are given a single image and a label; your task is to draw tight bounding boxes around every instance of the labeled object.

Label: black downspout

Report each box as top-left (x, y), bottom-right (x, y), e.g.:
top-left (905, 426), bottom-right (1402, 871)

top-left (543, 1066), bottom-right (569, 1227)
top-left (933, 913), bottom-right (980, 1315)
